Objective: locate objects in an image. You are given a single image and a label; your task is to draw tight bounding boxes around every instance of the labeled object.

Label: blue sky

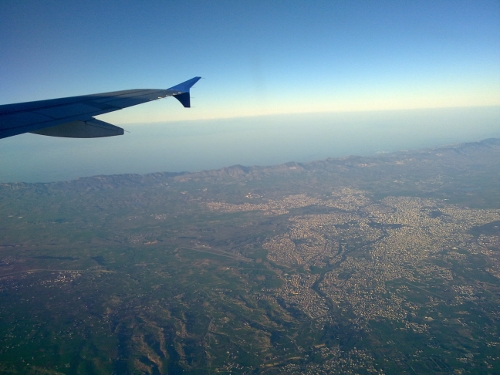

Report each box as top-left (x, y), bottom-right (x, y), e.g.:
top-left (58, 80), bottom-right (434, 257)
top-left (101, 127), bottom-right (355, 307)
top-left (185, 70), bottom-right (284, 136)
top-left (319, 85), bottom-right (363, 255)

top-left (1, 0), bottom-right (499, 123)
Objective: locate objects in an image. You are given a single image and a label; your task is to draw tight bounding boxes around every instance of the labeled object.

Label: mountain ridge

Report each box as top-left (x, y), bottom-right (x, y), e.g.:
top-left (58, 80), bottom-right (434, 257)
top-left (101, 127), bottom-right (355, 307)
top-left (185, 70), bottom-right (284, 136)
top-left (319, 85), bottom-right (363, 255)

top-left (1, 138), bottom-right (499, 196)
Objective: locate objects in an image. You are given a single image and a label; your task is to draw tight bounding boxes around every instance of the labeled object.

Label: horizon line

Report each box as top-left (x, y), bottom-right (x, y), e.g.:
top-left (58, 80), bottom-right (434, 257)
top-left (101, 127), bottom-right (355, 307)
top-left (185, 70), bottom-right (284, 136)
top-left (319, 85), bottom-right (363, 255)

top-left (119, 103), bottom-right (500, 126)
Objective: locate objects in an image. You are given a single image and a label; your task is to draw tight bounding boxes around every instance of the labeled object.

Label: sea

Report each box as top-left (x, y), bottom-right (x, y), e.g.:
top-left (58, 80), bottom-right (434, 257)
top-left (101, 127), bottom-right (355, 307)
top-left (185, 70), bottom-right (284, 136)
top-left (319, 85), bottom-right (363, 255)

top-left (1, 106), bottom-right (499, 183)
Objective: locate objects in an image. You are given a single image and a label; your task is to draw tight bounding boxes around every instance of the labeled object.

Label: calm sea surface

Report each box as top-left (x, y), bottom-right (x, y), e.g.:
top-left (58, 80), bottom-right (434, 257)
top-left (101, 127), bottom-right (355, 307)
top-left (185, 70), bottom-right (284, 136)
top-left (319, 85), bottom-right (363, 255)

top-left (1, 106), bottom-right (499, 183)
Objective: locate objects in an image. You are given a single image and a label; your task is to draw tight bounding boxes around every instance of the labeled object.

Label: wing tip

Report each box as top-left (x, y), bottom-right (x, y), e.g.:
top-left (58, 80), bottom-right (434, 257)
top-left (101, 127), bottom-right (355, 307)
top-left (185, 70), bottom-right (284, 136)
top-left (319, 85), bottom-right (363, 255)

top-left (168, 77), bottom-right (202, 93)
top-left (170, 76), bottom-right (201, 108)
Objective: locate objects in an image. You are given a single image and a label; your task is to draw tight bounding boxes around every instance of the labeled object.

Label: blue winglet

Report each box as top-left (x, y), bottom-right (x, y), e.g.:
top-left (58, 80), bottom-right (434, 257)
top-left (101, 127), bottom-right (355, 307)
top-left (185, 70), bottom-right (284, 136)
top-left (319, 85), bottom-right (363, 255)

top-left (168, 76), bottom-right (201, 92)
top-left (173, 92), bottom-right (191, 108)
top-left (169, 77), bottom-right (201, 108)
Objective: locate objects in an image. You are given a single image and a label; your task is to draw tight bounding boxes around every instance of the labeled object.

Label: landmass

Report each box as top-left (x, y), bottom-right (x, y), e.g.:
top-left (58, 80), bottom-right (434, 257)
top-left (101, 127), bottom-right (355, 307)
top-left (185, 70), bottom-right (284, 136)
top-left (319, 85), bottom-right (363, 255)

top-left (0, 138), bottom-right (499, 374)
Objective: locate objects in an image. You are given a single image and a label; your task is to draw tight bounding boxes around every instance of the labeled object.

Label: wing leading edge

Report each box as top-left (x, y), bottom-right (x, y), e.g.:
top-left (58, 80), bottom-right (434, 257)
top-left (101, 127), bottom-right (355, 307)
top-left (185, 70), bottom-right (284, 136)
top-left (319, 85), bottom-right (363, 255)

top-left (0, 76), bottom-right (201, 139)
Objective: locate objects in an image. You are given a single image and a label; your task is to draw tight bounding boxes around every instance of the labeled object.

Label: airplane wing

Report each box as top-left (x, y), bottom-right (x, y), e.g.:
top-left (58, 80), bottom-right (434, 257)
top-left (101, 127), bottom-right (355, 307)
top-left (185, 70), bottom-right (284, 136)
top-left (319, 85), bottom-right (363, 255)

top-left (0, 76), bottom-right (201, 139)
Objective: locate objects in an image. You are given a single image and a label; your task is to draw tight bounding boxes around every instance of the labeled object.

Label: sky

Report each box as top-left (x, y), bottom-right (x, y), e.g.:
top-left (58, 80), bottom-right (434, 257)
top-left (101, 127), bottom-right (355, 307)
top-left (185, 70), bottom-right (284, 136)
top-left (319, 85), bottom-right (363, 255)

top-left (1, 0), bottom-right (500, 182)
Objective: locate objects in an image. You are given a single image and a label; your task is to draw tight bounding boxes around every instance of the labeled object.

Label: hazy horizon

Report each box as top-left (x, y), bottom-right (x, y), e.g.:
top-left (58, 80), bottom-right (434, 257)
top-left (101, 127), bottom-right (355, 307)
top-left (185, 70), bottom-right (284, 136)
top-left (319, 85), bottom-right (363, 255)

top-left (1, 105), bottom-right (499, 183)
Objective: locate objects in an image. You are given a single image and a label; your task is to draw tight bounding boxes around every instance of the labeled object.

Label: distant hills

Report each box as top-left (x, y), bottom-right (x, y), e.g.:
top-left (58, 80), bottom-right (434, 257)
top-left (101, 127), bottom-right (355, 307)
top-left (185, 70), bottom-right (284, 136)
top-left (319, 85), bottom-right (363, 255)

top-left (2, 137), bottom-right (499, 208)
